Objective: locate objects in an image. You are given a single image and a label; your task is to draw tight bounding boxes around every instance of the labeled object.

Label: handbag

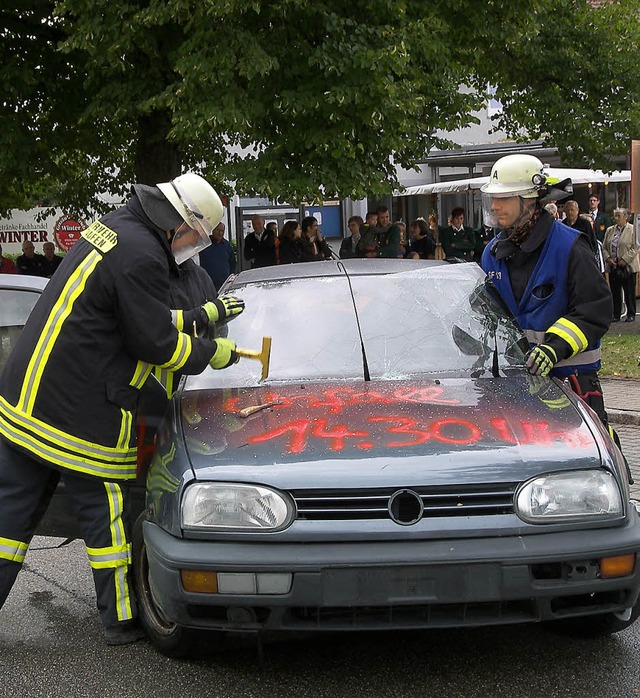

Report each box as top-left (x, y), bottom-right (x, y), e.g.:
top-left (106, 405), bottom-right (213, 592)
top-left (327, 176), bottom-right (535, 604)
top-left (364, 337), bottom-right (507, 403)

top-left (610, 263), bottom-right (630, 280)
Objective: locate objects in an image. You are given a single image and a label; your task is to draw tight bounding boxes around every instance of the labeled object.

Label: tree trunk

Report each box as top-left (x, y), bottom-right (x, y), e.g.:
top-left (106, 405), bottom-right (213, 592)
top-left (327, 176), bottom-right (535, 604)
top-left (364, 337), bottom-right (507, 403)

top-left (134, 111), bottom-right (182, 185)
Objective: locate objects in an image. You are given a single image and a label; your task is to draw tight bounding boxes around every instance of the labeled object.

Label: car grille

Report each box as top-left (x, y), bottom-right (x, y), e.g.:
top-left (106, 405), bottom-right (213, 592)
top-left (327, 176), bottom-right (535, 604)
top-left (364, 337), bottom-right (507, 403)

top-left (289, 484), bottom-right (517, 521)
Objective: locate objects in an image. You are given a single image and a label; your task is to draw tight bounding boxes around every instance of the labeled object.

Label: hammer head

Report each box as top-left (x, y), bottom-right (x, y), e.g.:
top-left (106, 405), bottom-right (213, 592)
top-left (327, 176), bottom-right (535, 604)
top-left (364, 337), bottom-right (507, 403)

top-left (258, 336), bottom-right (271, 380)
top-left (235, 336), bottom-right (272, 380)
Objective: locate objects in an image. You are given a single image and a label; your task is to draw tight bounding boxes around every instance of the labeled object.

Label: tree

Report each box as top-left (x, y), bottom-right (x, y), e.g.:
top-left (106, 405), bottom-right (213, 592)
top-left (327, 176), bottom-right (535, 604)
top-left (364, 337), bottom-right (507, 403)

top-left (1, 0), bottom-right (639, 216)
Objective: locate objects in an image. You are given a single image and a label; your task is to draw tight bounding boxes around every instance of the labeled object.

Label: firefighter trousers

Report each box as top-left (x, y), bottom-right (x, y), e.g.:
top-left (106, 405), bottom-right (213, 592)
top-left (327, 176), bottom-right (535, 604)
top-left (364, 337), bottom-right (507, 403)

top-left (0, 438), bottom-right (137, 628)
top-left (567, 372), bottom-right (633, 485)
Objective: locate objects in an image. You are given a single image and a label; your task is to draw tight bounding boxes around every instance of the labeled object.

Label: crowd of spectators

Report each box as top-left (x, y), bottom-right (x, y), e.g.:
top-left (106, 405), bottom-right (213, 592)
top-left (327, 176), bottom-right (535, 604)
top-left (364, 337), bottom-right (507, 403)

top-left (242, 214), bottom-right (334, 268)
top-left (336, 205), bottom-right (495, 263)
top-left (195, 197), bottom-right (634, 309)
top-left (0, 241), bottom-right (63, 278)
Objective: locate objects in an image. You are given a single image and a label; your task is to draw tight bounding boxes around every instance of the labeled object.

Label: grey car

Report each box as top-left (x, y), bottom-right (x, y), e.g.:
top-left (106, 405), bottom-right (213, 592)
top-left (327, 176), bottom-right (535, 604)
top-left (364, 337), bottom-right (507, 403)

top-left (2, 263), bottom-right (639, 659)
top-left (132, 260), bottom-right (640, 656)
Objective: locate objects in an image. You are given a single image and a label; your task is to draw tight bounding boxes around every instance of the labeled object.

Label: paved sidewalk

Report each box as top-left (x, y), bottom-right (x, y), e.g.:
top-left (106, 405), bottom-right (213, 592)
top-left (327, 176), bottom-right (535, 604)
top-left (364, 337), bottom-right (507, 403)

top-left (616, 424), bottom-right (640, 499)
top-left (601, 377), bottom-right (640, 426)
top-left (599, 377), bottom-right (640, 497)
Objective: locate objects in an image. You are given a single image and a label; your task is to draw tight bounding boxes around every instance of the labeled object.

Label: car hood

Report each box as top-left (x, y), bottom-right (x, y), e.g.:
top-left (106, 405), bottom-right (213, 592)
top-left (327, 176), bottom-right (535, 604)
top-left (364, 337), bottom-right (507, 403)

top-left (180, 375), bottom-right (602, 489)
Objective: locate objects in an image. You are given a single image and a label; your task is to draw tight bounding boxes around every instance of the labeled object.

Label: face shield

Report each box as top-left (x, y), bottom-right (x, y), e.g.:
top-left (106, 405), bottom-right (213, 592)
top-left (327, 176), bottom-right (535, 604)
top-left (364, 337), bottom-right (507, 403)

top-left (168, 180), bottom-right (214, 265)
top-left (481, 188), bottom-right (538, 230)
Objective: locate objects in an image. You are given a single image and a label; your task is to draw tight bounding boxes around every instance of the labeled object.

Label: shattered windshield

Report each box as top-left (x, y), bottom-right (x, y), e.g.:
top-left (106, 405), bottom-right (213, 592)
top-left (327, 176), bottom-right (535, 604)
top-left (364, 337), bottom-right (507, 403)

top-left (352, 264), bottom-right (528, 379)
top-left (186, 264), bottom-right (529, 390)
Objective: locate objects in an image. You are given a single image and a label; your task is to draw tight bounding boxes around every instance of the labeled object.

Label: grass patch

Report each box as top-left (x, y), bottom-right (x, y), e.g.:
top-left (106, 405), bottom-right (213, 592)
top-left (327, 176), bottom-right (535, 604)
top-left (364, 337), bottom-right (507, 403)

top-left (600, 334), bottom-right (640, 378)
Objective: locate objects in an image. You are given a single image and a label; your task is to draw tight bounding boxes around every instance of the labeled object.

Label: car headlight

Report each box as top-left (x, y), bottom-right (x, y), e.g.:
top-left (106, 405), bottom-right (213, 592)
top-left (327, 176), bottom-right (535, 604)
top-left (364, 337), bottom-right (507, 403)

top-left (515, 470), bottom-right (622, 524)
top-left (182, 483), bottom-right (295, 531)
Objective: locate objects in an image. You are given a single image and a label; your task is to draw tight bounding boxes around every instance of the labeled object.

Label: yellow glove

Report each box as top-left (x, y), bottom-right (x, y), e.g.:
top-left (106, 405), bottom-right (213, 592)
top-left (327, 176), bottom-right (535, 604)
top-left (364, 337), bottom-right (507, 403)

top-left (525, 344), bottom-right (557, 377)
top-left (209, 338), bottom-right (239, 369)
top-left (202, 295), bottom-right (245, 324)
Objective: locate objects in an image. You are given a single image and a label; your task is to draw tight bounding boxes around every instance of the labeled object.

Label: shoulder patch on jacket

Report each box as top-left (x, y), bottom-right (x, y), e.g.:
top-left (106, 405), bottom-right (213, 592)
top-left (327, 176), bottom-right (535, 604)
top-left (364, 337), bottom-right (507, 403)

top-left (82, 221), bottom-right (118, 253)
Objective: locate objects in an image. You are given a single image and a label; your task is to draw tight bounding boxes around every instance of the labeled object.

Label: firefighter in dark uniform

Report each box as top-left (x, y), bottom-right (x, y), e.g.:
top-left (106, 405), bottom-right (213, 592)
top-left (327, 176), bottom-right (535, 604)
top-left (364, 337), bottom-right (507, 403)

top-left (480, 154), bottom-right (620, 451)
top-left (0, 173), bottom-right (244, 645)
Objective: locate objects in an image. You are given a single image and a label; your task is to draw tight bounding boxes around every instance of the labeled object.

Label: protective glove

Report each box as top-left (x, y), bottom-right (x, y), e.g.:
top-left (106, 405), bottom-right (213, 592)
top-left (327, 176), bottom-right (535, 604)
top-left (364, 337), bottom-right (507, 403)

top-left (525, 344), bottom-right (558, 377)
top-left (202, 295), bottom-right (245, 324)
top-left (209, 338), bottom-right (239, 369)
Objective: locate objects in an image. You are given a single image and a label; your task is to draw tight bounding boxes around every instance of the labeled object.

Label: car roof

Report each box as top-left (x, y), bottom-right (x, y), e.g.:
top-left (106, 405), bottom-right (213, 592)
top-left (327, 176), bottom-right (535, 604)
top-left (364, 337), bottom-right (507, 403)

top-left (0, 274), bottom-right (48, 292)
top-left (227, 259), bottom-right (450, 286)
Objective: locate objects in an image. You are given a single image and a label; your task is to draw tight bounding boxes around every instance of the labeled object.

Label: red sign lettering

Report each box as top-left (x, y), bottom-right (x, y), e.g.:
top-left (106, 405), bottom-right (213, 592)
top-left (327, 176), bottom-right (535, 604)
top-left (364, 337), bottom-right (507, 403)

top-left (54, 214), bottom-right (86, 251)
top-left (225, 386), bottom-right (460, 418)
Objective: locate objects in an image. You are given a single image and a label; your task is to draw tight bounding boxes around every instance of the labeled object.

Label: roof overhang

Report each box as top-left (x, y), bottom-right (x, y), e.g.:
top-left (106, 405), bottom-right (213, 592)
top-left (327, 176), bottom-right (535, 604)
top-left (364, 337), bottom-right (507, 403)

top-left (397, 168), bottom-right (631, 197)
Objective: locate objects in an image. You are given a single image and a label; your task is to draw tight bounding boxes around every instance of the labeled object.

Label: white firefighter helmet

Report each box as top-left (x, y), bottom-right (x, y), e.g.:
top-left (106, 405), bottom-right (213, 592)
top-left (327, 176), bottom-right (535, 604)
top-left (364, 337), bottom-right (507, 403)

top-left (157, 173), bottom-right (224, 265)
top-left (480, 155), bottom-right (548, 229)
top-left (481, 154), bottom-right (547, 198)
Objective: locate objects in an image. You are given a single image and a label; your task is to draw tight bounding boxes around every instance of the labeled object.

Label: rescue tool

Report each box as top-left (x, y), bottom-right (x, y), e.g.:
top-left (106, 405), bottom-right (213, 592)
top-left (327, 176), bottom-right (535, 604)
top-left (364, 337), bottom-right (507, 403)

top-left (236, 336), bottom-right (272, 380)
top-left (238, 401), bottom-right (282, 418)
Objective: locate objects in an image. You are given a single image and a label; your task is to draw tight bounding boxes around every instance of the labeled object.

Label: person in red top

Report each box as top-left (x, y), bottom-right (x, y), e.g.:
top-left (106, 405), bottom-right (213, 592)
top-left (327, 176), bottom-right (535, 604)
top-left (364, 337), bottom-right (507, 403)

top-left (0, 245), bottom-right (17, 274)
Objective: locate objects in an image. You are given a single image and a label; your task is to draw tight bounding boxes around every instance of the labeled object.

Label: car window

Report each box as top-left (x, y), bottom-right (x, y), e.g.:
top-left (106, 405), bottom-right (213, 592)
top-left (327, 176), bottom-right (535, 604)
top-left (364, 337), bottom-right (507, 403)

top-left (186, 275), bottom-right (365, 389)
top-left (186, 265), bottom-right (528, 389)
top-left (353, 265), bottom-right (528, 378)
top-left (0, 288), bottom-right (42, 370)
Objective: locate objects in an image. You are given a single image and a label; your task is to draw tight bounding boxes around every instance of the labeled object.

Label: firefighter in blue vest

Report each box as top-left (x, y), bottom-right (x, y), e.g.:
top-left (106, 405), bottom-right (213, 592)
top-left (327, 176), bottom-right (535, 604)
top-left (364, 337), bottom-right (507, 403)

top-left (0, 173), bottom-right (244, 645)
top-left (480, 154), bottom-right (616, 435)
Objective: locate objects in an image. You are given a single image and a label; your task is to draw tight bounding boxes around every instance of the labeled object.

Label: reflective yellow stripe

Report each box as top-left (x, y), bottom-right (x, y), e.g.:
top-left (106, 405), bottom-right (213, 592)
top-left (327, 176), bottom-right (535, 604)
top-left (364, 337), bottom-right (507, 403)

top-left (547, 318), bottom-right (588, 357)
top-left (0, 396), bottom-right (136, 463)
top-left (153, 367), bottom-right (175, 398)
top-left (171, 309), bottom-right (184, 332)
top-left (557, 318), bottom-right (588, 350)
top-left (18, 250), bottom-right (102, 415)
top-left (116, 408), bottom-right (133, 451)
top-left (0, 536), bottom-right (28, 564)
top-left (86, 483), bottom-right (134, 620)
top-left (86, 544), bottom-right (131, 569)
top-left (130, 361), bottom-right (153, 390)
top-left (547, 326), bottom-right (579, 356)
top-left (0, 416), bottom-right (136, 479)
top-left (158, 332), bottom-right (192, 372)
top-left (108, 482), bottom-right (133, 621)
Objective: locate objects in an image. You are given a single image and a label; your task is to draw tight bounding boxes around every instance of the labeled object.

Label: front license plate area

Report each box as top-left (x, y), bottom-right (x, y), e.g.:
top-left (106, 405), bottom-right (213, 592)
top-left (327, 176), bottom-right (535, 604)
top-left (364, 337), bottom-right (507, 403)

top-left (322, 565), bottom-right (501, 605)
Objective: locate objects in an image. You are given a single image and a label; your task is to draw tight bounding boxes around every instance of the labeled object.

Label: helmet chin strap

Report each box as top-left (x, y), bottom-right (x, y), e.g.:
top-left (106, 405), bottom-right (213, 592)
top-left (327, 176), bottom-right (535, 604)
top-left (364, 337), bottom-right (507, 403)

top-left (504, 199), bottom-right (536, 238)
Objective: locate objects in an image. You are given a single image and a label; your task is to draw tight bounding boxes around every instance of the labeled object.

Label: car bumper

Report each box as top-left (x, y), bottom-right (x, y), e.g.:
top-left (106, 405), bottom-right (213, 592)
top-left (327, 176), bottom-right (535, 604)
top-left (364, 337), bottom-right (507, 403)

top-left (143, 516), bottom-right (640, 633)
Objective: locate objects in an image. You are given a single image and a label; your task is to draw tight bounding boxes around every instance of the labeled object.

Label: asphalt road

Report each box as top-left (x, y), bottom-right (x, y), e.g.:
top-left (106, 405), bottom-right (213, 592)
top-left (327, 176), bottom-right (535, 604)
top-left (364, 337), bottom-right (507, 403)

top-left (2, 536), bottom-right (640, 698)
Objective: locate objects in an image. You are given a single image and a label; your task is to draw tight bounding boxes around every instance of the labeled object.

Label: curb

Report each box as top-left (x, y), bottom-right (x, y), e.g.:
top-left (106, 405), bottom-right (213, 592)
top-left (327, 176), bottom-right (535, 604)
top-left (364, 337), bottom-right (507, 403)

top-left (608, 409), bottom-right (640, 427)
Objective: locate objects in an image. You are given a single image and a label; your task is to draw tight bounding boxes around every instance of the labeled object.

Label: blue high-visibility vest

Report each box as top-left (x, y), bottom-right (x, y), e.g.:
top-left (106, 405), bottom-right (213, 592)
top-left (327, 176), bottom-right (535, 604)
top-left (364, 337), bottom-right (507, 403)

top-left (482, 220), bottom-right (601, 377)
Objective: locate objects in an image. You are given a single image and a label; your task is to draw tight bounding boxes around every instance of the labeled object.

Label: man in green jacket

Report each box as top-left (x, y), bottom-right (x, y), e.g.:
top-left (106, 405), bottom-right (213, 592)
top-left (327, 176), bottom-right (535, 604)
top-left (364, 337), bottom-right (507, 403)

top-left (361, 206), bottom-right (400, 258)
top-left (441, 206), bottom-right (478, 261)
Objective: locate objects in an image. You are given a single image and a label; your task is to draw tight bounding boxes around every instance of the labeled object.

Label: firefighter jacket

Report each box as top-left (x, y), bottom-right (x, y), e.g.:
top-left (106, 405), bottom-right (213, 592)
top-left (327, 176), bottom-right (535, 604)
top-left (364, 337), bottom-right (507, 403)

top-left (154, 258), bottom-right (218, 398)
top-left (0, 197), bottom-right (217, 481)
top-left (481, 212), bottom-right (612, 378)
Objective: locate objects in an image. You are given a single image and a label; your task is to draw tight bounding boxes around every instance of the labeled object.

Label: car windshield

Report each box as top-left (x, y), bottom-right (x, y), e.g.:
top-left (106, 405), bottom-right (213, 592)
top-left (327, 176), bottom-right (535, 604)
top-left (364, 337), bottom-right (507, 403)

top-left (186, 265), bottom-right (529, 389)
top-left (0, 288), bottom-right (42, 370)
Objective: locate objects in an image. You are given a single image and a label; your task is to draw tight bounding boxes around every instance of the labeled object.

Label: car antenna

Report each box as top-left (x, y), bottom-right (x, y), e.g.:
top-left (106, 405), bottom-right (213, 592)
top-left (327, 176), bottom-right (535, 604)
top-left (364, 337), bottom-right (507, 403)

top-left (337, 261), bottom-right (371, 381)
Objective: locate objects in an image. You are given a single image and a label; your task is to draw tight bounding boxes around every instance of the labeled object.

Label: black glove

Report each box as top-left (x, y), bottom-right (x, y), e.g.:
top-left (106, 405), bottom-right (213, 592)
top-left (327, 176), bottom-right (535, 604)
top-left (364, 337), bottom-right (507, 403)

top-left (525, 344), bottom-right (557, 377)
top-left (202, 295), bottom-right (245, 324)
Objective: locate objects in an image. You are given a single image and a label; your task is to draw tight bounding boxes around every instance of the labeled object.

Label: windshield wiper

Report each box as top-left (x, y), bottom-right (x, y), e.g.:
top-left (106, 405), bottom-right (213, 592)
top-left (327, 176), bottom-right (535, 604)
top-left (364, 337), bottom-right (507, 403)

top-left (337, 261), bottom-right (371, 381)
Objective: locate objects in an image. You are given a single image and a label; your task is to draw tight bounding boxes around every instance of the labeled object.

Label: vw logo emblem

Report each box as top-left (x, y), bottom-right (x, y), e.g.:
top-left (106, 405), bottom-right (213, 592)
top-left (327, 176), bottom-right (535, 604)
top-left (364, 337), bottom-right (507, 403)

top-left (388, 489), bottom-right (424, 525)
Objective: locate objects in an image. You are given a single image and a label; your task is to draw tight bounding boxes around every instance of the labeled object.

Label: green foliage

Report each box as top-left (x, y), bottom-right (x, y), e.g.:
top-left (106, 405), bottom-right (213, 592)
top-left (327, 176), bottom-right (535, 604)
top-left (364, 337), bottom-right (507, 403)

top-left (2, 0), bottom-right (640, 215)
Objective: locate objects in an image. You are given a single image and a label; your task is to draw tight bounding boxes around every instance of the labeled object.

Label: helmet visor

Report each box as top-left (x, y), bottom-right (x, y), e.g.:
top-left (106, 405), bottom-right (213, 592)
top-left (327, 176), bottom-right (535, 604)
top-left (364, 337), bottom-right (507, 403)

top-left (481, 191), bottom-right (535, 230)
top-left (169, 180), bottom-right (213, 264)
